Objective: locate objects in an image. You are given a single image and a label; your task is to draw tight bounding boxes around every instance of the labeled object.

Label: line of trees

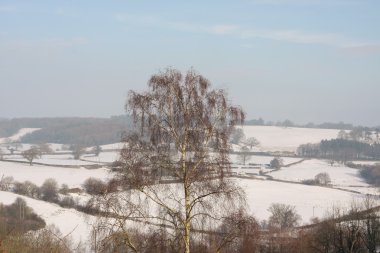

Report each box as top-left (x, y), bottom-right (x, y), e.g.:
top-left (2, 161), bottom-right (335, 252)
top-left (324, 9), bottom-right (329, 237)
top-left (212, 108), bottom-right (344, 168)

top-left (244, 118), bottom-right (368, 131)
top-left (297, 139), bottom-right (380, 161)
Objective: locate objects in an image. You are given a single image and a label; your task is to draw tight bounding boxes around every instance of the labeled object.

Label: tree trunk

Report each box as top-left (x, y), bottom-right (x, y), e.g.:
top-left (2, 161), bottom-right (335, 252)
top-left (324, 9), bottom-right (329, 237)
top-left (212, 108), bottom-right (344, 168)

top-left (182, 142), bottom-right (191, 253)
top-left (184, 185), bottom-right (191, 253)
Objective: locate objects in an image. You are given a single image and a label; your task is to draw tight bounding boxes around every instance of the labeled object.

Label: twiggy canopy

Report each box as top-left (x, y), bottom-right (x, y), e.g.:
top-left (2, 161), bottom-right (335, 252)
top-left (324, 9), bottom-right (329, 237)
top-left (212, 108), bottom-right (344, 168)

top-left (124, 68), bottom-right (245, 177)
top-left (117, 68), bottom-right (246, 253)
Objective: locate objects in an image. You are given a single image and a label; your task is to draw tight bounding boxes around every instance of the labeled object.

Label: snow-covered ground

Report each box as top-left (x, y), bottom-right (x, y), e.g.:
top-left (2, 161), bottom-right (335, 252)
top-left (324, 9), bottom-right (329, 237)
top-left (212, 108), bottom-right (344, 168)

top-left (240, 125), bottom-right (340, 152)
top-left (82, 151), bottom-right (120, 163)
top-left (0, 128), bottom-right (40, 143)
top-left (269, 159), bottom-right (368, 187)
top-left (0, 124), bottom-right (377, 248)
top-left (229, 154), bottom-right (301, 166)
top-left (0, 161), bottom-right (111, 187)
top-left (87, 142), bottom-right (125, 152)
top-left (237, 178), bottom-right (366, 223)
top-left (4, 154), bottom-right (99, 166)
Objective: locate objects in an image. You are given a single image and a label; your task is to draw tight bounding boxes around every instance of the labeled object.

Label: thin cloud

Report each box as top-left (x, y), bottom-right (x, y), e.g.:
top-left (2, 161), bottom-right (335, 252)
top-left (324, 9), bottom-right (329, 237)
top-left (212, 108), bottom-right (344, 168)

top-left (113, 13), bottom-right (373, 49)
top-left (241, 29), bottom-right (367, 48)
top-left (172, 22), bottom-right (369, 48)
top-left (115, 13), bottom-right (238, 35)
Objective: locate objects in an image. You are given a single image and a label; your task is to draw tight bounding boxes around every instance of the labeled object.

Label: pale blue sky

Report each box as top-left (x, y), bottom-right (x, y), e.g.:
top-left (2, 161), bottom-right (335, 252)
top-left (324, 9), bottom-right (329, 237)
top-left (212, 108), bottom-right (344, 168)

top-left (1, 0), bottom-right (379, 126)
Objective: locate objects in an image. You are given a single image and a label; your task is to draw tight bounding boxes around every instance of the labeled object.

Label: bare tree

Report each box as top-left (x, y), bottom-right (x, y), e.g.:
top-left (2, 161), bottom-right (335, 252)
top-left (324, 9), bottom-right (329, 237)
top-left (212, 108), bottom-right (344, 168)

top-left (269, 157), bottom-right (283, 169)
top-left (230, 127), bottom-right (246, 145)
top-left (0, 176), bottom-right (14, 191)
top-left (238, 146), bottom-right (251, 165)
top-left (245, 137), bottom-right (260, 149)
top-left (268, 203), bottom-right (301, 231)
top-left (92, 145), bottom-right (102, 156)
top-left (103, 68), bottom-right (246, 253)
top-left (21, 146), bottom-right (41, 166)
top-left (70, 145), bottom-right (85, 160)
top-left (40, 178), bottom-right (59, 202)
top-left (338, 129), bottom-right (348, 139)
top-left (213, 210), bottom-right (259, 253)
top-left (83, 177), bottom-right (107, 195)
top-left (314, 172), bottom-right (331, 185)
top-left (38, 143), bottom-right (53, 155)
top-left (0, 148), bottom-right (3, 160)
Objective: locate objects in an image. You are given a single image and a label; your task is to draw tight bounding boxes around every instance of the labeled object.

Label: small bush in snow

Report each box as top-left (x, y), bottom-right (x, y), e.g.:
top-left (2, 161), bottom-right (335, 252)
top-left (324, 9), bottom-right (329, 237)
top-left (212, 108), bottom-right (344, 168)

top-left (83, 177), bottom-right (107, 195)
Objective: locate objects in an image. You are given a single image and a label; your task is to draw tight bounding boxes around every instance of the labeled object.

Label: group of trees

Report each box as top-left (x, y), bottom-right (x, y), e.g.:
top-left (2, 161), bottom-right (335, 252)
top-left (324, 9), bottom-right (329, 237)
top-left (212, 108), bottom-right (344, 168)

top-left (0, 198), bottom-right (45, 235)
top-left (297, 199), bottom-right (380, 253)
top-left (20, 117), bottom-right (130, 146)
top-left (0, 198), bottom-right (76, 253)
top-left (244, 118), bottom-right (359, 131)
top-left (20, 143), bottom-right (54, 165)
top-left (338, 128), bottom-right (379, 143)
top-left (297, 139), bottom-right (380, 162)
top-left (230, 128), bottom-right (260, 165)
top-left (359, 164), bottom-right (380, 186)
top-left (301, 172), bottom-right (332, 186)
top-left (7, 177), bottom-right (57, 202)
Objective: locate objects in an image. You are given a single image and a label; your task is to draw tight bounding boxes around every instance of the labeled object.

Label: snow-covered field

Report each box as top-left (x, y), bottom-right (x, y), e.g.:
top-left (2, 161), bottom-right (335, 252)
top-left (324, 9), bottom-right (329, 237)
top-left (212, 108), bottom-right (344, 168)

top-left (87, 142), bottom-right (125, 152)
top-left (240, 125), bottom-right (340, 152)
top-left (269, 159), bottom-right (368, 187)
top-left (0, 191), bottom-right (96, 250)
top-left (0, 161), bottom-right (111, 187)
top-left (229, 154), bottom-right (301, 166)
top-left (238, 178), bottom-right (366, 223)
top-left (82, 151), bottom-right (120, 163)
top-left (4, 154), bottom-right (99, 166)
top-left (0, 124), bottom-right (377, 249)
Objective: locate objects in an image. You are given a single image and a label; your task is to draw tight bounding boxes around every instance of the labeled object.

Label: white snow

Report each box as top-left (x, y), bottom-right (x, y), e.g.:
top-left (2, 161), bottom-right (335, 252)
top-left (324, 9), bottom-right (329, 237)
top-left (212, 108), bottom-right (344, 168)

top-left (269, 159), bottom-right (368, 187)
top-left (5, 154), bottom-right (99, 166)
top-left (229, 154), bottom-right (301, 166)
top-left (0, 161), bottom-right (111, 187)
top-left (240, 125), bottom-right (340, 152)
top-left (0, 124), bottom-right (376, 244)
top-left (82, 151), bottom-right (120, 163)
top-left (237, 178), bottom-right (365, 223)
top-left (87, 142), bottom-right (125, 152)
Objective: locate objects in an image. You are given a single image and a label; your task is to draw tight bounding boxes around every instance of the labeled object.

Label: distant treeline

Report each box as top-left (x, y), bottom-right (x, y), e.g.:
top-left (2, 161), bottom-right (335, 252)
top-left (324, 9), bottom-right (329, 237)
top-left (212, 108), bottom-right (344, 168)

top-left (2, 116), bottom-right (379, 146)
top-left (245, 118), bottom-right (379, 131)
top-left (297, 139), bottom-right (380, 161)
top-left (0, 116), bottom-right (132, 146)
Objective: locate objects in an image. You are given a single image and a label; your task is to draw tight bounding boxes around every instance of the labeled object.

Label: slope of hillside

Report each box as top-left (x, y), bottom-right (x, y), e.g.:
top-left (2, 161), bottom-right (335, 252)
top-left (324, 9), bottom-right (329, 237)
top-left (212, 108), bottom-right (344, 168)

top-left (0, 128), bottom-right (40, 144)
top-left (241, 125), bottom-right (340, 152)
top-left (0, 161), bottom-right (111, 187)
top-left (0, 191), bottom-right (97, 251)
